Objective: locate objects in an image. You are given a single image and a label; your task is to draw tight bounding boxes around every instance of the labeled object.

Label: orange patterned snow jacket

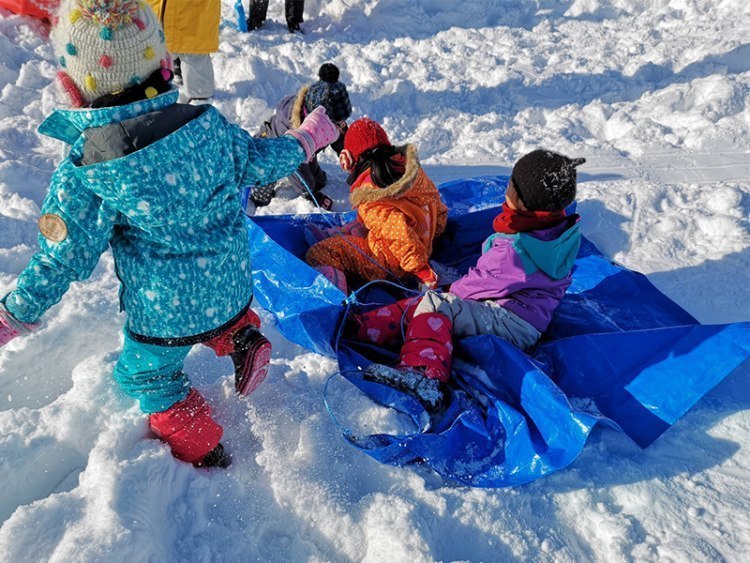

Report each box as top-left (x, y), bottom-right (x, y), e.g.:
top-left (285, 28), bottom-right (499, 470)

top-left (350, 145), bottom-right (448, 276)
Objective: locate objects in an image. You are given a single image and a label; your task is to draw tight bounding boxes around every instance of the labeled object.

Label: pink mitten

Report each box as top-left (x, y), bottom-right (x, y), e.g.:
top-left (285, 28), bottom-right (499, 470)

top-left (0, 302), bottom-right (36, 347)
top-left (286, 106), bottom-right (340, 161)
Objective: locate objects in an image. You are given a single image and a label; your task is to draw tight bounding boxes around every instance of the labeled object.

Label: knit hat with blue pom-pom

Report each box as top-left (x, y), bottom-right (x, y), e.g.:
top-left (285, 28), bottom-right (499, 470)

top-left (304, 63), bottom-right (352, 123)
top-left (51, 0), bottom-right (170, 107)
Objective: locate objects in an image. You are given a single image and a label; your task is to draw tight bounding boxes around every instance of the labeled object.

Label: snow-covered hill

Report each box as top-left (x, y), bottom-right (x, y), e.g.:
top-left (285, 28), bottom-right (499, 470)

top-left (0, 0), bottom-right (748, 560)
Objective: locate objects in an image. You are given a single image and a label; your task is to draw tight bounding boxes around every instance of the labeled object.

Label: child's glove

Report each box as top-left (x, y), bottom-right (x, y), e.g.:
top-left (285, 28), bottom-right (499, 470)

top-left (286, 107), bottom-right (340, 162)
top-left (0, 302), bottom-right (36, 348)
top-left (414, 266), bottom-right (439, 291)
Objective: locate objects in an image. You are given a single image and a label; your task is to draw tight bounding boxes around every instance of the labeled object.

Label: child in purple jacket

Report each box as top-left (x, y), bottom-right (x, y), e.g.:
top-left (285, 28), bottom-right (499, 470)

top-left (356, 150), bottom-right (586, 411)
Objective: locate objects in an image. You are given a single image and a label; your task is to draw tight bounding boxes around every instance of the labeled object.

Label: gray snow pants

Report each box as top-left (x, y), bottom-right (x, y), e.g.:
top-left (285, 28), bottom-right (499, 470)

top-left (176, 53), bottom-right (215, 100)
top-left (414, 291), bottom-right (541, 351)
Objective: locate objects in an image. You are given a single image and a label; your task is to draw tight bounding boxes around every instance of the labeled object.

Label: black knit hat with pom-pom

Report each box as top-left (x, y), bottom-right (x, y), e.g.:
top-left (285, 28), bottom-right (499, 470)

top-left (304, 63), bottom-right (352, 122)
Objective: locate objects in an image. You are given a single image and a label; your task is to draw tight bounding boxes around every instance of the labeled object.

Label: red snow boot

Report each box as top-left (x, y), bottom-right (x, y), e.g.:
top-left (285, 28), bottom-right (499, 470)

top-left (399, 312), bottom-right (453, 383)
top-left (149, 388), bottom-right (223, 465)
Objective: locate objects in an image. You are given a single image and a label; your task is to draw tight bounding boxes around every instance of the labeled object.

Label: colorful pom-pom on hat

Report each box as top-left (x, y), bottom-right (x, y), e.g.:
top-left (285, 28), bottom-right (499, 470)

top-left (51, 0), bottom-right (168, 107)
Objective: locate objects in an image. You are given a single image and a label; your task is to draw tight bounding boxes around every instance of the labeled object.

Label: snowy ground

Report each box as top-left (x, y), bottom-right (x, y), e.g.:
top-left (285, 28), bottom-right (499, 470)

top-left (1, 0), bottom-right (749, 561)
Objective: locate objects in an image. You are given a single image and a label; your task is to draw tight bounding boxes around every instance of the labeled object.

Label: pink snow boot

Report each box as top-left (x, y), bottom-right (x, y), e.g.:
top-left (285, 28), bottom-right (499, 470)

top-left (231, 326), bottom-right (273, 396)
top-left (204, 308), bottom-right (272, 396)
top-left (399, 312), bottom-right (453, 383)
top-left (352, 298), bottom-right (419, 348)
top-left (362, 312), bottom-right (453, 412)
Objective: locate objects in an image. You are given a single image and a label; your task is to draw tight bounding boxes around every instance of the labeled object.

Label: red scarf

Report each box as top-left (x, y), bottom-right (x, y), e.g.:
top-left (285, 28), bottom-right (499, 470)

top-left (493, 203), bottom-right (568, 234)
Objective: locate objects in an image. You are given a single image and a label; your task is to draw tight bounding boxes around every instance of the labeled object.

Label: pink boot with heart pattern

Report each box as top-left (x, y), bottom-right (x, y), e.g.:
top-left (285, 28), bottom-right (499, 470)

top-left (398, 312), bottom-right (453, 382)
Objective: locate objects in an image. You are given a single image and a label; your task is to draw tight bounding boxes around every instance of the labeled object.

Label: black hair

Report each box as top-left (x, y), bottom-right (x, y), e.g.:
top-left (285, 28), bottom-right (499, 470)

top-left (347, 145), bottom-right (404, 188)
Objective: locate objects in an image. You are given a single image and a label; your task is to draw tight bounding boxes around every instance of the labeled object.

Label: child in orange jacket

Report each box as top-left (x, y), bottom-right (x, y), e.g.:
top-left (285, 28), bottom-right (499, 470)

top-left (305, 118), bottom-right (448, 293)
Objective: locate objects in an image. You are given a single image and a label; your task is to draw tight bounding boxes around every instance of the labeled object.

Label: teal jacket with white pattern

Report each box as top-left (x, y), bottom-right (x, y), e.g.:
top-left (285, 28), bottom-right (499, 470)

top-left (4, 91), bottom-right (305, 341)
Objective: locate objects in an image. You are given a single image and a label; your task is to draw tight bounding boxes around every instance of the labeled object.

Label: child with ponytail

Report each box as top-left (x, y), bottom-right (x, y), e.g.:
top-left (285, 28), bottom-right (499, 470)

top-left (305, 118), bottom-right (448, 294)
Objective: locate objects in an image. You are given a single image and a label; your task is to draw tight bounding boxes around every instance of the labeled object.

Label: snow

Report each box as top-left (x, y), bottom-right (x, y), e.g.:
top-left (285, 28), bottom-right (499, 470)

top-left (1, 0), bottom-right (749, 560)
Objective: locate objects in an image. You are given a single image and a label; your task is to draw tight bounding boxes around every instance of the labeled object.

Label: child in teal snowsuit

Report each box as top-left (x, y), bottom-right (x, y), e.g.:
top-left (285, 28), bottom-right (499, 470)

top-left (0, 0), bottom-right (339, 468)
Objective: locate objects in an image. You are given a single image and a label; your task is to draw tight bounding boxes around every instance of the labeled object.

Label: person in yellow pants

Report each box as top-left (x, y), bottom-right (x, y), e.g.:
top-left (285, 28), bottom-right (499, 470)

top-left (146, 0), bottom-right (220, 101)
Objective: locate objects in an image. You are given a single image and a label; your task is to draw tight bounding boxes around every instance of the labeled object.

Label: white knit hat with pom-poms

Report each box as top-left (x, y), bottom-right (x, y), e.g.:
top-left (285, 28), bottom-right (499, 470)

top-left (51, 0), bottom-right (169, 107)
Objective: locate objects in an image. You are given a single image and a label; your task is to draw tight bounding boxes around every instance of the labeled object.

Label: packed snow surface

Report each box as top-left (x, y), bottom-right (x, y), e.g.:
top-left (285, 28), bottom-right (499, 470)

top-left (1, 0), bottom-right (749, 560)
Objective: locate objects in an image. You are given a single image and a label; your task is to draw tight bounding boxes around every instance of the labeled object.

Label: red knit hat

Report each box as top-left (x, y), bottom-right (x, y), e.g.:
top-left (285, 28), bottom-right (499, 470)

top-left (343, 118), bottom-right (391, 163)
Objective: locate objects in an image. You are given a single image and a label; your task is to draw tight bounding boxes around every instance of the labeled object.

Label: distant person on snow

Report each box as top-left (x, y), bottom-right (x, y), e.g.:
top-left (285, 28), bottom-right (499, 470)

top-left (0, 0), bottom-right (339, 469)
top-left (249, 63), bottom-right (351, 212)
top-left (146, 0), bottom-right (220, 102)
top-left (305, 118), bottom-right (448, 294)
top-left (352, 150), bottom-right (585, 412)
top-left (246, 0), bottom-right (305, 33)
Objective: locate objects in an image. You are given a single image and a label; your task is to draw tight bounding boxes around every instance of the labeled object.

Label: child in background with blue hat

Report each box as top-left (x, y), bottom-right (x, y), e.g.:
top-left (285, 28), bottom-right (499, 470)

top-left (250, 63), bottom-right (352, 212)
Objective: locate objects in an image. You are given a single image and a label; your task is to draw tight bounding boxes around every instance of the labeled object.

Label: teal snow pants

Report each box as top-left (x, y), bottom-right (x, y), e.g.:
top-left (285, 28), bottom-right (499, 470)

top-left (113, 330), bottom-right (192, 414)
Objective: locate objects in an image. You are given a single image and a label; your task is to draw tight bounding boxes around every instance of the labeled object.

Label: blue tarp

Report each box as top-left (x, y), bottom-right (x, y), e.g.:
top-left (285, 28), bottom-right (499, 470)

top-left (247, 176), bottom-right (750, 487)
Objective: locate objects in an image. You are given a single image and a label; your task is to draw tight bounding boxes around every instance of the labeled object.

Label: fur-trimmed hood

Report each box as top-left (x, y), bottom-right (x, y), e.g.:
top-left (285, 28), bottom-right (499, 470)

top-left (349, 145), bottom-right (422, 206)
top-left (290, 86), bottom-right (309, 129)
top-left (344, 145), bottom-right (448, 276)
